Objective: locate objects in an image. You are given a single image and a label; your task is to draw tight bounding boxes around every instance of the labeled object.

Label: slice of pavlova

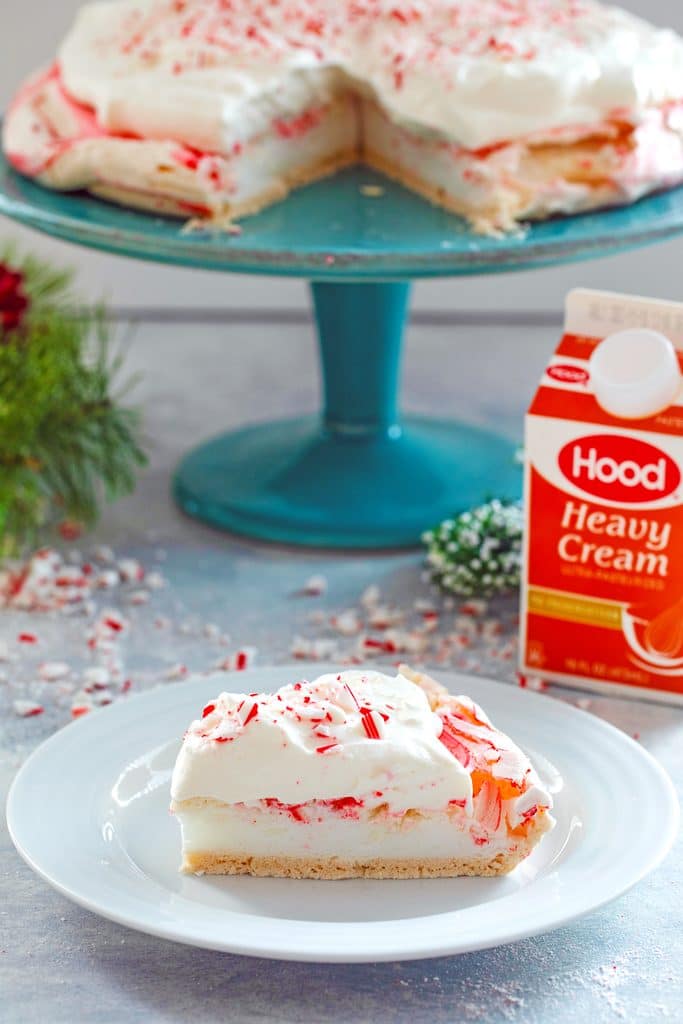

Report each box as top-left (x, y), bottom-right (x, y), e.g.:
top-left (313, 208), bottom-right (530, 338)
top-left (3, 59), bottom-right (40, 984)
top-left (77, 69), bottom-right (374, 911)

top-left (170, 666), bottom-right (553, 878)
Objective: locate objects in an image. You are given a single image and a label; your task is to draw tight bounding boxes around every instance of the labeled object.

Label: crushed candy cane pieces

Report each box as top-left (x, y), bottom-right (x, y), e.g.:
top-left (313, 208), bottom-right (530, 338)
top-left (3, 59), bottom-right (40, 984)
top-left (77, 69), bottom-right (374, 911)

top-left (83, 666), bottom-right (111, 687)
top-left (13, 700), bottom-right (44, 718)
top-left (2, 544), bottom-right (528, 732)
top-left (165, 663), bottom-right (189, 681)
top-left (301, 575), bottom-right (328, 597)
top-left (38, 661), bottom-right (70, 681)
top-left (118, 558), bottom-right (145, 583)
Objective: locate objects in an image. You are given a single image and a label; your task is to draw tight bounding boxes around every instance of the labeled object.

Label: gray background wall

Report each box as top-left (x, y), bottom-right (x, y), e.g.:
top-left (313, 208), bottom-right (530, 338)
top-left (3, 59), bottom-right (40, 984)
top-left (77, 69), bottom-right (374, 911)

top-left (1, 0), bottom-right (682, 312)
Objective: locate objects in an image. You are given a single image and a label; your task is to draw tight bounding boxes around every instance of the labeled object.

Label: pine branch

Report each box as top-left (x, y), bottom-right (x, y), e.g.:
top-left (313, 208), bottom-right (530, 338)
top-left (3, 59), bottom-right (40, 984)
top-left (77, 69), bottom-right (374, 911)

top-left (423, 500), bottom-right (524, 598)
top-left (0, 246), bottom-right (147, 556)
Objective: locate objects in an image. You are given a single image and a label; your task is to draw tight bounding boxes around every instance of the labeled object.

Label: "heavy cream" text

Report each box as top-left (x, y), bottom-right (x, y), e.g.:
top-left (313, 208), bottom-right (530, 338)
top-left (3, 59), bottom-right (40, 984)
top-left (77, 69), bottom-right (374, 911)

top-left (557, 501), bottom-right (671, 576)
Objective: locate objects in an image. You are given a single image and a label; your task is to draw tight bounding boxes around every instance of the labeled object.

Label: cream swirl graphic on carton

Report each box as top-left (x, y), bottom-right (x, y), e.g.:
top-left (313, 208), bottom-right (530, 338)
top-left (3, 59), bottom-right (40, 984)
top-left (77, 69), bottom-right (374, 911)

top-left (521, 289), bottom-right (683, 704)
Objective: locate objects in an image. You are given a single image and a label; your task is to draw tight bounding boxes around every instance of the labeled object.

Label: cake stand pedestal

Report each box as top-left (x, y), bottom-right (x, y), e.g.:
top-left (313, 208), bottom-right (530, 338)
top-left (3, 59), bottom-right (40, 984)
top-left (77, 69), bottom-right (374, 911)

top-left (2, 158), bottom-right (683, 547)
top-left (175, 280), bottom-right (519, 546)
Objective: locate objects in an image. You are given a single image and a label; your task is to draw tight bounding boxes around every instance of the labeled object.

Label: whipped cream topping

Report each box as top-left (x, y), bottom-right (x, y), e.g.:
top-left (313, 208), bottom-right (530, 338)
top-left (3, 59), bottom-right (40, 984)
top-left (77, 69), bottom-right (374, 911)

top-left (56, 0), bottom-right (683, 153)
top-left (171, 669), bottom-right (473, 811)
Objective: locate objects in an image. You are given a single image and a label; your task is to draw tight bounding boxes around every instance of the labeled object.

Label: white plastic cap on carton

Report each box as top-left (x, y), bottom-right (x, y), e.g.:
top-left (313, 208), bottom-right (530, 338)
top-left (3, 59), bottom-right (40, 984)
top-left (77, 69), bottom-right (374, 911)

top-left (589, 328), bottom-right (681, 419)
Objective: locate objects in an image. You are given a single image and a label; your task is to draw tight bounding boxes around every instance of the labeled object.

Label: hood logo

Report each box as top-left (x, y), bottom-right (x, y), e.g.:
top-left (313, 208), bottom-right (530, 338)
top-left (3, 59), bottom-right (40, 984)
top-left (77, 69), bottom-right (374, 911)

top-left (558, 434), bottom-right (681, 503)
top-left (547, 364), bottom-right (589, 385)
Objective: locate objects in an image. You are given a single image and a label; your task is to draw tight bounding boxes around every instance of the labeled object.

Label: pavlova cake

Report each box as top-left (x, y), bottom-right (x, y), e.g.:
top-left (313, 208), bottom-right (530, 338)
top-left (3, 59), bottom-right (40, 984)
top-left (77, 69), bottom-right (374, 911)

top-left (5, 0), bottom-right (683, 233)
top-left (170, 666), bottom-right (553, 878)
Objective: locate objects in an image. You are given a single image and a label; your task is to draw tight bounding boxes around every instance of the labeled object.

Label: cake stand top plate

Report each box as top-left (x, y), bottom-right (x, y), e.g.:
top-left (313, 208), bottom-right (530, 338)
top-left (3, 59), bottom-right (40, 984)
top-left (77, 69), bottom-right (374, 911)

top-left (2, 152), bottom-right (683, 279)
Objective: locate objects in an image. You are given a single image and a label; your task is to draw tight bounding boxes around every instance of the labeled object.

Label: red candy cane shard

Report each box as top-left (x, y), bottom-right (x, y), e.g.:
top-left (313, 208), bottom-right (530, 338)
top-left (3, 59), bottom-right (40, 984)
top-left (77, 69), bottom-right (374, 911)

top-left (344, 682), bottom-right (360, 708)
top-left (243, 702), bottom-right (259, 726)
top-left (360, 707), bottom-right (381, 740)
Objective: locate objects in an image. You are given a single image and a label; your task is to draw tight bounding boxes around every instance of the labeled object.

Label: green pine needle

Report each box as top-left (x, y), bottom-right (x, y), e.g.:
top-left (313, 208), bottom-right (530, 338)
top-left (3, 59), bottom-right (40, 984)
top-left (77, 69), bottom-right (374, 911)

top-left (422, 500), bottom-right (524, 598)
top-left (0, 246), bottom-right (147, 557)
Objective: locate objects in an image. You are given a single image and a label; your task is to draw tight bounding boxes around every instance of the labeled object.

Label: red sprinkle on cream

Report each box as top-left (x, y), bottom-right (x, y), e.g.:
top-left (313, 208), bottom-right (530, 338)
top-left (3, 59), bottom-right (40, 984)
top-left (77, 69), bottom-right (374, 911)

top-left (438, 721), bottom-right (473, 768)
top-left (360, 707), bottom-right (381, 740)
top-left (344, 682), bottom-right (360, 708)
top-left (243, 702), bottom-right (259, 726)
top-left (324, 796), bottom-right (363, 815)
top-left (264, 798), bottom-right (305, 822)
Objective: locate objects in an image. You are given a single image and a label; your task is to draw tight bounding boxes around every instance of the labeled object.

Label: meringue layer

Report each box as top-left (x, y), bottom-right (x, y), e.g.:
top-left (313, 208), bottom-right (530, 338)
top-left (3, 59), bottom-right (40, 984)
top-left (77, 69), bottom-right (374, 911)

top-left (55, 0), bottom-right (683, 153)
top-left (7, 1), bottom-right (683, 232)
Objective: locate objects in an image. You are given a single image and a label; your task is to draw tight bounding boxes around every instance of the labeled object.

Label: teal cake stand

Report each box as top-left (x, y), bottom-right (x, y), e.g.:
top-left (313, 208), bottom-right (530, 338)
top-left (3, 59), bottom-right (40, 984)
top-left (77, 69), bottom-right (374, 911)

top-left (2, 151), bottom-right (683, 547)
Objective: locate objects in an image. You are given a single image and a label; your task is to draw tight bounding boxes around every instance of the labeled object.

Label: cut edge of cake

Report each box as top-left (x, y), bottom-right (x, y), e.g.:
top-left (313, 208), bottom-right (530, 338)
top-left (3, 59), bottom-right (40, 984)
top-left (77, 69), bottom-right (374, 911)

top-left (6, 61), bottom-right (683, 236)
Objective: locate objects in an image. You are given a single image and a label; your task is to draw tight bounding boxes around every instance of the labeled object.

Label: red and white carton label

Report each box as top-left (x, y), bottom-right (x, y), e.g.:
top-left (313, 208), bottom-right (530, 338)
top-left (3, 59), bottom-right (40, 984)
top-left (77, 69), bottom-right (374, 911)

top-left (520, 289), bottom-right (683, 705)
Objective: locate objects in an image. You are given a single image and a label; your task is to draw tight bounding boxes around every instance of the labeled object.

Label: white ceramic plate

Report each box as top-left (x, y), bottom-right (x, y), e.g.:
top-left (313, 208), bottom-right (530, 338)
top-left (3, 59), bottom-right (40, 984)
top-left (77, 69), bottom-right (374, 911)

top-left (7, 665), bottom-right (678, 962)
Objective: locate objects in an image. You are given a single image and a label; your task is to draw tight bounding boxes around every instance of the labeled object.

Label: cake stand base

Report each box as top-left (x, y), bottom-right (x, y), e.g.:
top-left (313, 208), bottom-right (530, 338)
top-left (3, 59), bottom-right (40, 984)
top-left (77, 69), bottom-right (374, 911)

top-left (173, 414), bottom-right (519, 548)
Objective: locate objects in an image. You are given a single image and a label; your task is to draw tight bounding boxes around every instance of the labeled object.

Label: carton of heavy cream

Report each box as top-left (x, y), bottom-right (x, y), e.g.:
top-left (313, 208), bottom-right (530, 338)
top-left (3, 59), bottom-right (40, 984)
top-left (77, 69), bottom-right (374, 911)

top-left (521, 288), bottom-right (683, 704)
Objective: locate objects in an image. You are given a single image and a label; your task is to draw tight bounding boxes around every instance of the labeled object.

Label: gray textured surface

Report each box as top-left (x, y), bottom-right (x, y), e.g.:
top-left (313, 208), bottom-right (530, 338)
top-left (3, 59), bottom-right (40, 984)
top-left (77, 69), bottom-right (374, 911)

top-left (1, 317), bottom-right (681, 1024)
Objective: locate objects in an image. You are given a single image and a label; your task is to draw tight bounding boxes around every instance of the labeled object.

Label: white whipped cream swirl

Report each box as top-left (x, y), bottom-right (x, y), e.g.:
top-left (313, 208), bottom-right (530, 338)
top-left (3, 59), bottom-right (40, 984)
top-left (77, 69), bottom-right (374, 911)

top-left (170, 669), bottom-right (472, 811)
top-left (57, 0), bottom-right (683, 152)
